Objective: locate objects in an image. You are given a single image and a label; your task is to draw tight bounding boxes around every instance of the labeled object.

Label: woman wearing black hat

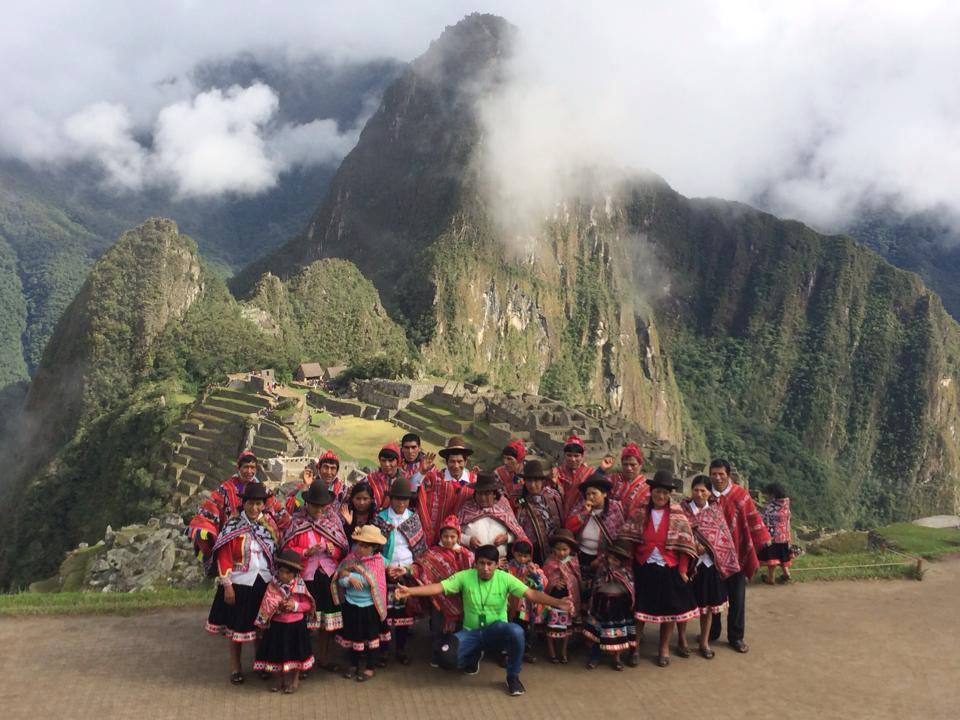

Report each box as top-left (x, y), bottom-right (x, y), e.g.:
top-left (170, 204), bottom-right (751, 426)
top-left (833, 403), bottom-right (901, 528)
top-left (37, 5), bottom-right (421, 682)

top-left (564, 473), bottom-right (626, 602)
top-left (618, 471), bottom-right (698, 667)
top-left (458, 472), bottom-right (527, 559)
top-left (253, 549), bottom-right (316, 693)
top-left (513, 460), bottom-right (564, 565)
top-left (283, 481), bottom-right (350, 674)
top-left (205, 482), bottom-right (281, 684)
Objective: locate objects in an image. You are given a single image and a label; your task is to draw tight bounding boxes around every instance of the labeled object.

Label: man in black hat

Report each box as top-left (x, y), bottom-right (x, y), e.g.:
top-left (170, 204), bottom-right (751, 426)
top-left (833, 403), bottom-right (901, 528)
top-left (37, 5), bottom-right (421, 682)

top-left (396, 544), bottom-right (574, 696)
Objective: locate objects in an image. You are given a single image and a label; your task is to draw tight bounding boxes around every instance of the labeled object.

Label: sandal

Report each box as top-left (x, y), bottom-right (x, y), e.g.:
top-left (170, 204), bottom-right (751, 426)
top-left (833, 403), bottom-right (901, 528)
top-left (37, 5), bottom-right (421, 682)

top-left (270, 684), bottom-right (282, 693)
top-left (613, 659), bottom-right (625, 671)
top-left (284, 684), bottom-right (299, 694)
top-left (762, 576), bottom-right (775, 586)
top-left (626, 652), bottom-right (640, 667)
top-left (656, 655), bottom-right (670, 667)
top-left (549, 656), bottom-right (560, 664)
top-left (700, 647), bottom-right (715, 660)
top-left (676, 645), bottom-right (691, 658)
top-left (586, 660), bottom-right (599, 670)
top-left (230, 672), bottom-right (245, 685)
top-left (341, 668), bottom-right (356, 680)
top-left (356, 669), bottom-right (375, 683)
top-left (559, 656), bottom-right (569, 664)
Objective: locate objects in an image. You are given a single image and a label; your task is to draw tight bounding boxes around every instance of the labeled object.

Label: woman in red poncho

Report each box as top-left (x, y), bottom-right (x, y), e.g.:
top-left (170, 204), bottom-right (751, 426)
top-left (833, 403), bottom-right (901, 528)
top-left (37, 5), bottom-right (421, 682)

top-left (618, 470), bottom-right (698, 668)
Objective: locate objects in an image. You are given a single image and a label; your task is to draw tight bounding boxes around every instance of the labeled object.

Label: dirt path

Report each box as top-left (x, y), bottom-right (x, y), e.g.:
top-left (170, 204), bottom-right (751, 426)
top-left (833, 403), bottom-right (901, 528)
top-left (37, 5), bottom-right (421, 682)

top-left (2, 560), bottom-right (958, 720)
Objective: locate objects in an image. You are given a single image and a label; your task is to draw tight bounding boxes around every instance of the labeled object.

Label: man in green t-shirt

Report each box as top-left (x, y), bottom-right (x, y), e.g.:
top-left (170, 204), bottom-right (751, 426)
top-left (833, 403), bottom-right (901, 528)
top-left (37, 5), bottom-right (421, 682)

top-left (396, 544), bottom-right (573, 696)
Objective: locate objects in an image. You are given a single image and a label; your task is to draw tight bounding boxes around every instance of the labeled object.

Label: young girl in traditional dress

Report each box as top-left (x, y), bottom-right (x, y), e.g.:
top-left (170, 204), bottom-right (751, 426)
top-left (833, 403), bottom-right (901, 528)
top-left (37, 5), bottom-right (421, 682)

top-left (332, 525), bottom-right (389, 682)
top-left (618, 471), bottom-right (698, 667)
top-left (373, 476), bottom-right (427, 666)
top-left (583, 540), bottom-right (636, 671)
top-left (205, 483), bottom-right (279, 684)
top-left (409, 515), bottom-right (475, 667)
top-left (677, 475), bottom-right (740, 659)
top-left (542, 529), bottom-right (581, 664)
top-left (253, 549), bottom-right (316, 693)
top-left (340, 482), bottom-right (375, 543)
top-left (758, 483), bottom-right (793, 584)
top-left (506, 540), bottom-right (547, 663)
top-left (282, 481), bottom-right (349, 674)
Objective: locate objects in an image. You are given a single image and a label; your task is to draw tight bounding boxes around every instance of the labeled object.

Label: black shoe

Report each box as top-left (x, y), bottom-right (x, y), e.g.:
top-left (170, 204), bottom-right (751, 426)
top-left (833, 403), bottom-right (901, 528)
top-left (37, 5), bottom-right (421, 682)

top-left (730, 640), bottom-right (750, 654)
top-left (430, 655), bottom-right (441, 668)
top-left (463, 650), bottom-right (484, 675)
top-left (506, 676), bottom-right (526, 696)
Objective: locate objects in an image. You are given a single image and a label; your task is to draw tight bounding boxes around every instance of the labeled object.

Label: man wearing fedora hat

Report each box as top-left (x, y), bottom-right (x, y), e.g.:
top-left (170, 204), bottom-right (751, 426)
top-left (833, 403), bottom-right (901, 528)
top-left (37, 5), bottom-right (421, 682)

top-left (414, 436), bottom-right (476, 547)
top-left (512, 459), bottom-right (564, 565)
top-left (458, 472), bottom-right (527, 559)
top-left (282, 480), bottom-right (350, 672)
top-left (372, 476), bottom-right (428, 665)
top-left (396, 544), bottom-right (575, 696)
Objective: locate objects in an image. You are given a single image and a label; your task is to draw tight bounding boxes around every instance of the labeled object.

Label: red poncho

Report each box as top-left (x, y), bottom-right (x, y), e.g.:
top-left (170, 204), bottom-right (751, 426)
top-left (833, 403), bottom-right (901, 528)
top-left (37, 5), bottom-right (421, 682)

top-left (713, 484), bottom-right (771, 580)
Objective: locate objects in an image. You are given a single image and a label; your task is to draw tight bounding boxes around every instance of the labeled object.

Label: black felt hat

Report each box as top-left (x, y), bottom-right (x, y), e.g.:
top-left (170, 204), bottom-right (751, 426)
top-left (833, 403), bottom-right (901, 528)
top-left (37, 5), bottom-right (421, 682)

top-left (646, 470), bottom-right (678, 491)
top-left (275, 548), bottom-right (304, 572)
top-left (303, 482), bottom-right (334, 506)
top-left (240, 482), bottom-right (269, 501)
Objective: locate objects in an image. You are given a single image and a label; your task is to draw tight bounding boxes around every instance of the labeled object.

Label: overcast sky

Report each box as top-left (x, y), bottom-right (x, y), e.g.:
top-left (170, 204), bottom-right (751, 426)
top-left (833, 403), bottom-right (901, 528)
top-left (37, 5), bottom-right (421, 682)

top-left (3, 1), bottom-right (958, 229)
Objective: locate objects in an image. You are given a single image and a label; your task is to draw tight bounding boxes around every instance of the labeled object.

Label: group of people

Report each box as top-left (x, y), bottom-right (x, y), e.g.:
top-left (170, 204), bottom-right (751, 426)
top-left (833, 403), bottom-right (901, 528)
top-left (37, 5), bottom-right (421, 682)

top-left (190, 433), bottom-right (793, 696)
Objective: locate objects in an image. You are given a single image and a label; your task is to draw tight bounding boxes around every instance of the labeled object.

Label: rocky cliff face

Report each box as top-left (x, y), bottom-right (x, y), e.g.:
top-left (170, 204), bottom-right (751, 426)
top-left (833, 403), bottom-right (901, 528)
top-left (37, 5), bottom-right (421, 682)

top-left (241, 13), bottom-right (960, 524)
top-left (24, 218), bottom-right (203, 449)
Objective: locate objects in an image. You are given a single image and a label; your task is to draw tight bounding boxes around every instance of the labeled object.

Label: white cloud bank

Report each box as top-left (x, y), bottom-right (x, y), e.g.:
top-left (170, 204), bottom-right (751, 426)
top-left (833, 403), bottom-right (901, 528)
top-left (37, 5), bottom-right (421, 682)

top-left (3, 0), bottom-right (960, 226)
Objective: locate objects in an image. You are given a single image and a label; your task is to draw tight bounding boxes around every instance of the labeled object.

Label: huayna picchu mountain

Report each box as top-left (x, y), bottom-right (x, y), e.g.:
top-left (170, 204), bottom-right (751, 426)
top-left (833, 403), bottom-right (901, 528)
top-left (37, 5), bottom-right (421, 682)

top-left (239, 13), bottom-right (960, 527)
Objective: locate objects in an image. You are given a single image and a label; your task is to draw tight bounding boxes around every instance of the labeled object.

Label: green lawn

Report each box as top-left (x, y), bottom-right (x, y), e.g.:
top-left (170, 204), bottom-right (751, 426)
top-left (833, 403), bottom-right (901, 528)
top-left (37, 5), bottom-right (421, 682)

top-left (874, 523), bottom-right (960, 559)
top-left (305, 415), bottom-right (441, 468)
top-left (785, 550), bottom-right (919, 582)
top-left (0, 587), bottom-right (213, 616)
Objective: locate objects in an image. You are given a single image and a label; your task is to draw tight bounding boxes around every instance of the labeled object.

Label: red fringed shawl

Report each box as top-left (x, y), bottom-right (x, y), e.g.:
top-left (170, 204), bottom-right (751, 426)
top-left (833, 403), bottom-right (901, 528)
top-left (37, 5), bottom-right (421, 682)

top-left (543, 554), bottom-right (582, 617)
top-left (513, 487), bottom-right (564, 560)
top-left (365, 469), bottom-right (403, 509)
top-left (410, 545), bottom-right (475, 629)
top-left (609, 472), bottom-right (650, 518)
top-left (565, 497), bottom-right (626, 552)
top-left (507, 559), bottom-right (547, 622)
top-left (619, 502), bottom-right (698, 561)
top-left (556, 464), bottom-right (595, 517)
top-left (714, 484), bottom-right (771, 580)
top-left (255, 576), bottom-right (316, 628)
top-left (458, 495), bottom-right (528, 541)
top-left (680, 499), bottom-right (741, 580)
top-left (331, 551), bottom-right (388, 621)
top-left (416, 471), bottom-right (472, 547)
top-left (761, 498), bottom-right (792, 544)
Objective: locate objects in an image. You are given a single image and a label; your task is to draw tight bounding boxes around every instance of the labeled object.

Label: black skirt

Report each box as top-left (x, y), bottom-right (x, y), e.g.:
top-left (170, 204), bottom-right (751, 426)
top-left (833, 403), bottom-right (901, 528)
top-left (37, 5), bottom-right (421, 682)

top-left (690, 563), bottom-right (728, 614)
top-left (253, 618), bottom-right (315, 672)
top-left (758, 542), bottom-right (793, 566)
top-left (336, 600), bottom-right (389, 652)
top-left (205, 576), bottom-right (267, 643)
top-left (579, 550), bottom-right (599, 600)
top-left (306, 574), bottom-right (342, 631)
top-left (633, 562), bottom-right (699, 624)
top-left (582, 591), bottom-right (636, 652)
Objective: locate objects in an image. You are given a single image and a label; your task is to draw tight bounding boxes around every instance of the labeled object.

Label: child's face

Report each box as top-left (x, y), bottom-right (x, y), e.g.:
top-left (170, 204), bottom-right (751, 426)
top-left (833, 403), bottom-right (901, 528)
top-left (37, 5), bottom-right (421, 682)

top-left (353, 492), bottom-right (372, 512)
top-left (513, 551), bottom-right (532, 565)
top-left (439, 529), bottom-right (459, 549)
top-left (390, 496), bottom-right (410, 514)
top-left (355, 542), bottom-right (375, 557)
top-left (553, 542), bottom-right (571, 560)
top-left (277, 566), bottom-right (296, 584)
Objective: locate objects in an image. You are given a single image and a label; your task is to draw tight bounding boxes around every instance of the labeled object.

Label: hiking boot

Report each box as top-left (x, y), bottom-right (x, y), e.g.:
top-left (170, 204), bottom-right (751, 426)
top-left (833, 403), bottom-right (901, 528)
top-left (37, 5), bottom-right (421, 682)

top-left (463, 650), bottom-right (484, 675)
top-left (506, 676), bottom-right (526, 696)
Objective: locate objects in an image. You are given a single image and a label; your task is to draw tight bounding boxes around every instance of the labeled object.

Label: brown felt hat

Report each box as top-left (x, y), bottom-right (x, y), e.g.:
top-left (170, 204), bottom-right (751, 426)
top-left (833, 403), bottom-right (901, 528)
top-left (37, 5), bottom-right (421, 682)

top-left (439, 435), bottom-right (474, 459)
top-left (549, 528), bottom-right (578, 550)
top-left (520, 459), bottom-right (550, 480)
top-left (472, 472), bottom-right (500, 494)
top-left (275, 548), bottom-right (303, 571)
top-left (606, 539), bottom-right (633, 563)
top-left (240, 482), bottom-right (269, 501)
top-left (387, 476), bottom-right (417, 500)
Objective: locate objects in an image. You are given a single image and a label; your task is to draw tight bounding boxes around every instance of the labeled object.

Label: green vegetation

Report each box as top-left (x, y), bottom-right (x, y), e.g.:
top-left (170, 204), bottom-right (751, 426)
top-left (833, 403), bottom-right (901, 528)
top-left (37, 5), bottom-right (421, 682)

top-left (874, 523), bottom-right (960, 559)
top-left (0, 587), bottom-right (212, 616)
top-left (787, 551), bottom-right (919, 582)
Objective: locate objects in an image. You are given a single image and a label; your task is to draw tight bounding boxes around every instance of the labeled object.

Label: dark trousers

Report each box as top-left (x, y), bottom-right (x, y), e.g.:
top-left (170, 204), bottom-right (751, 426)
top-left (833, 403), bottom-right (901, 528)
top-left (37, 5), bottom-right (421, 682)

top-left (709, 572), bottom-right (746, 643)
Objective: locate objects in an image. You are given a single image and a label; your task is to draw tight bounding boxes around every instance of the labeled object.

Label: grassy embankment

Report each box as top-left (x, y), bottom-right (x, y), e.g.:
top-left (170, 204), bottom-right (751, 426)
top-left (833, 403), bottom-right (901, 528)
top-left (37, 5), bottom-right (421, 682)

top-left (0, 587), bottom-right (212, 616)
top-left (781, 523), bottom-right (960, 582)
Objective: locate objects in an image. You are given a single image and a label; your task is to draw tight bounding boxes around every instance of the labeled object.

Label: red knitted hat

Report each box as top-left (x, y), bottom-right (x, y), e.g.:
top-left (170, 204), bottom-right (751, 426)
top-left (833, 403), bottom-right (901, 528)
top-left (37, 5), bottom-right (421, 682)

top-left (502, 439), bottom-right (526, 463)
top-left (621, 443), bottom-right (644, 463)
top-left (563, 436), bottom-right (585, 453)
top-left (317, 450), bottom-right (340, 468)
top-left (439, 515), bottom-right (461, 535)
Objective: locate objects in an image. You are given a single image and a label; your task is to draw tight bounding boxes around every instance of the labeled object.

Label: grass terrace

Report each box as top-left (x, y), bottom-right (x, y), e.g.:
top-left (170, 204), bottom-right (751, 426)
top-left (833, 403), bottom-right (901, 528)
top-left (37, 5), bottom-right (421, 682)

top-left (0, 587), bottom-right (213, 616)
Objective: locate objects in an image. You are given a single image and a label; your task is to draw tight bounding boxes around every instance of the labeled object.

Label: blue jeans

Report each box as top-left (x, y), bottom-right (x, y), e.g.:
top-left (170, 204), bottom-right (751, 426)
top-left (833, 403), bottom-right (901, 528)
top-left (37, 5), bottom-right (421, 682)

top-left (455, 621), bottom-right (525, 678)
